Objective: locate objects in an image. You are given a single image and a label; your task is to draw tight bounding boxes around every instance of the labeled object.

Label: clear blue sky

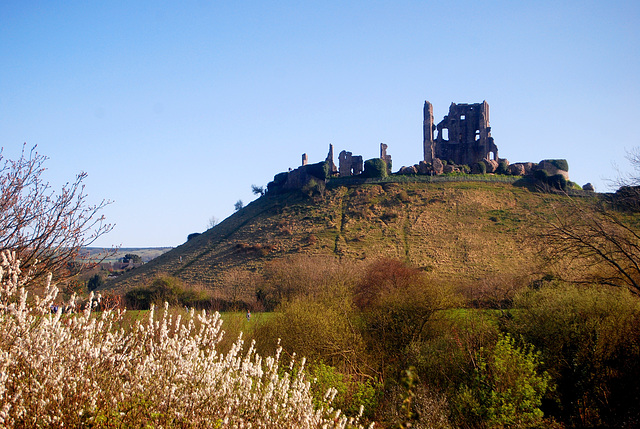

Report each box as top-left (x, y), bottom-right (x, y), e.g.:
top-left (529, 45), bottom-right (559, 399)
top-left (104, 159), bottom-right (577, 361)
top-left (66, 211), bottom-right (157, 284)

top-left (1, 1), bottom-right (638, 247)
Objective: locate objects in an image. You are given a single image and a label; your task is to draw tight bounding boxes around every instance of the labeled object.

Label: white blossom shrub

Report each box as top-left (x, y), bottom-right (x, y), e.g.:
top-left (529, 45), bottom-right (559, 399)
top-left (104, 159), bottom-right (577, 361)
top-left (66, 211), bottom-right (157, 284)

top-left (0, 250), bottom-right (368, 428)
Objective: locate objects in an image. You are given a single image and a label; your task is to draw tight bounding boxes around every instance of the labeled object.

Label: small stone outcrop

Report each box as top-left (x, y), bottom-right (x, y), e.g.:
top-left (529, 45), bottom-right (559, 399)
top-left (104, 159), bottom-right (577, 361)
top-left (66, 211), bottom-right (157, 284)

top-left (583, 183), bottom-right (595, 192)
top-left (432, 158), bottom-right (444, 175)
top-left (483, 159), bottom-right (499, 173)
top-left (398, 165), bottom-right (418, 175)
top-left (508, 163), bottom-right (526, 176)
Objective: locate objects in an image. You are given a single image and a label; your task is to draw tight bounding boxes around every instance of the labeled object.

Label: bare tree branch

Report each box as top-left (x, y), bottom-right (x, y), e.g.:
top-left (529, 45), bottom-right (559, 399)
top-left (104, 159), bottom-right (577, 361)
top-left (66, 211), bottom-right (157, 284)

top-left (0, 144), bottom-right (114, 283)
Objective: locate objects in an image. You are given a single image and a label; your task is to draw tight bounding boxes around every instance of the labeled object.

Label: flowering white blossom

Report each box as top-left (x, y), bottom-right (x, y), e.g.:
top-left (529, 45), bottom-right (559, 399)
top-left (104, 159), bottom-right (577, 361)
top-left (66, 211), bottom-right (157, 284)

top-left (0, 250), bottom-right (369, 428)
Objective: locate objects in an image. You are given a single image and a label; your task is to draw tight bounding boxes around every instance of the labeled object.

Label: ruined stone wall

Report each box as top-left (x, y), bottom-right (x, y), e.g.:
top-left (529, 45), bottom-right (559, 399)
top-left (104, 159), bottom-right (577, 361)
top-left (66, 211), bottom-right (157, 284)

top-left (339, 150), bottom-right (363, 176)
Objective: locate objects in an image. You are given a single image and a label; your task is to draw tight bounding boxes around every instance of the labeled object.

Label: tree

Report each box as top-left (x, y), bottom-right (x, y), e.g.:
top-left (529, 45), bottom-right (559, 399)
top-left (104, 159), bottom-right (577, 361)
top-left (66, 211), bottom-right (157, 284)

top-left (234, 199), bottom-right (243, 211)
top-left (354, 258), bottom-right (456, 378)
top-left (539, 196), bottom-right (640, 294)
top-left (0, 145), bottom-right (113, 282)
top-left (87, 273), bottom-right (104, 291)
top-left (207, 215), bottom-right (219, 229)
top-left (251, 184), bottom-right (265, 196)
top-left (538, 149), bottom-right (640, 295)
top-left (122, 253), bottom-right (141, 264)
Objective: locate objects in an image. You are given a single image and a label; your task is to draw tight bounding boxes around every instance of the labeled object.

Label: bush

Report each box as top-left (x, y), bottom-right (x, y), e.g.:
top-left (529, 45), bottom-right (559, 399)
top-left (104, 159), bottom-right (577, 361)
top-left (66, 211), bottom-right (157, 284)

top-left (453, 334), bottom-right (551, 428)
top-left (496, 160), bottom-right (509, 175)
top-left (302, 178), bottom-right (326, 197)
top-left (0, 251), bottom-right (366, 428)
top-left (362, 158), bottom-right (388, 178)
top-left (548, 159), bottom-right (569, 172)
top-left (548, 174), bottom-right (567, 191)
top-left (474, 162), bottom-right (487, 174)
top-left (86, 273), bottom-right (104, 292)
top-left (506, 284), bottom-right (640, 427)
top-left (355, 259), bottom-right (457, 376)
top-left (124, 276), bottom-right (222, 310)
top-left (533, 169), bottom-right (548, 182)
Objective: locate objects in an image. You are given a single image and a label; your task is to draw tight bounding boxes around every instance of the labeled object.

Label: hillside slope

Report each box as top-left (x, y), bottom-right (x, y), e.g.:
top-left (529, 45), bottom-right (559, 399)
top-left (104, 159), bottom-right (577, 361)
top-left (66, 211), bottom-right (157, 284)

top-left (106, 179), bottom-right (588, 299)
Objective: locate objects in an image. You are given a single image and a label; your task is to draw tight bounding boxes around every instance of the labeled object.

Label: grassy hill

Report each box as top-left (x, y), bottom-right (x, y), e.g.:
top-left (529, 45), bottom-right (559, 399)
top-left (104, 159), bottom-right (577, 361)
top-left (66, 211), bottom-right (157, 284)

top-left (105, 176), bottom-right (594, 300)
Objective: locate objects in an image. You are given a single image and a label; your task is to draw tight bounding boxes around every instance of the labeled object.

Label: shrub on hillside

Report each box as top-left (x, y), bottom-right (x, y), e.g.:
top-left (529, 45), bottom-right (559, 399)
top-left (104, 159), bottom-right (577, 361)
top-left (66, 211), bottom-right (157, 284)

top-left (0, 250), bottom-right (366, 428)
top-left (302, 178), bottom-right (326, 197)
top-left (362, 159), bottom-right (388, 178)
top-left (496, 160), bottom-right (509, 175)
top-left (474, 162), bottom-right (487, 174)
top-left (547, 159), bottom-right (569, 172)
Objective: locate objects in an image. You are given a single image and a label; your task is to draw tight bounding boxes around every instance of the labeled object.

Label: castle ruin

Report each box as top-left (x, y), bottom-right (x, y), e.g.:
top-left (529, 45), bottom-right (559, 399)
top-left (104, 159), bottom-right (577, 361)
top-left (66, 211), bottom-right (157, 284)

top-left (423, 101), bottom-right (498, 166)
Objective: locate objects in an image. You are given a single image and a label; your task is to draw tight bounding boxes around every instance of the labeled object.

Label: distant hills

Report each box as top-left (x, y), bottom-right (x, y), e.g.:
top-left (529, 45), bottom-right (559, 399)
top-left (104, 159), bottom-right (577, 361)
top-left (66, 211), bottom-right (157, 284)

top-left (104, 176), bottom-right (594, 301)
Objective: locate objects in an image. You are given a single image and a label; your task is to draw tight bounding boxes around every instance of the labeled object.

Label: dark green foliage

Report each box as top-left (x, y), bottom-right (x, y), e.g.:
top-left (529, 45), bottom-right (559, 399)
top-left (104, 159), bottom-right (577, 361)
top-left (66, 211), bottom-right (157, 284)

top-left (234, 199), bottom-right (243, 211)
top-left (301, 178), bottom-right (325, 197)
top-left (123, 253), bottom-right (141, 264)
top-left (87, 274), bottom-right (104, 291)
top-left (362, 158), bottom-right (388, 178)
top-left (533, 169), bottom-right (548, 182)
top-left (124, 276), bottom-right (237, 310)
top-left (453, 334), bottom-right (550, 428)
top-left (187, 232), bottom-right (201, 241)
top-left (534, 169), bottom-right (567, 191)
top-left (506, 285), bottom-right (640, 427)
top-left (496, 160), bottom-right (509, 175)
top-left (547, 159), bottom-right (569, 172)
top-left (305, 161), bottom-right (330, 180)
top-left (474, 162), bottom-right (486, 174)
top-left (548, 174), bottom-right (567, 191)
top-left (251, 184), bottom-right (265, 196)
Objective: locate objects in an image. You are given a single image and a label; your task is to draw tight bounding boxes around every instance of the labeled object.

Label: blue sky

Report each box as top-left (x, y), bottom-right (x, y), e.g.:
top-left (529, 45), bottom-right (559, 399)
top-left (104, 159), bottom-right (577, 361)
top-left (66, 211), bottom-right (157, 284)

top-left (1, 1), bottom-right (639, 247)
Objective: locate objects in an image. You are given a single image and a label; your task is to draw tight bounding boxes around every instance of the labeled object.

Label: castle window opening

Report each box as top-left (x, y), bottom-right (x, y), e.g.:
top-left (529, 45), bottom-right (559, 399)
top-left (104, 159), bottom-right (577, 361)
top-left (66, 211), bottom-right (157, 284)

top-left (460, 115), bottom-right (465, 120)
top-left (475, 130), bottom-right (480, 141)
top-left (442, 128), bottom-right (449, 141)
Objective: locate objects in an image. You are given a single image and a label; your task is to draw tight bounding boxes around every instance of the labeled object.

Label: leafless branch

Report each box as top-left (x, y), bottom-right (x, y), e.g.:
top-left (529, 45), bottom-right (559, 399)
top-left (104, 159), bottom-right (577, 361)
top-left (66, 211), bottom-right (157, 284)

top-left (0, 144), bottom-right (114, 283)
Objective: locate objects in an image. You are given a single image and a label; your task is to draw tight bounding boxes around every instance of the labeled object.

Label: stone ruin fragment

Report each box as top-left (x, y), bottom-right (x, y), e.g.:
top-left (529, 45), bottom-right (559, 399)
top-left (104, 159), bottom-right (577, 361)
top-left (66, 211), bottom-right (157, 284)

top-left (338, 150), bottom-right (363, 177)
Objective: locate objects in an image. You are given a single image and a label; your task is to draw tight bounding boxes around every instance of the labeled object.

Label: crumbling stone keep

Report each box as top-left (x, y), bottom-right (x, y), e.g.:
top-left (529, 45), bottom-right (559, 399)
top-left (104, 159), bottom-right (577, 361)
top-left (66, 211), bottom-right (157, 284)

top-left (424, 101), bottom-right (498, 166)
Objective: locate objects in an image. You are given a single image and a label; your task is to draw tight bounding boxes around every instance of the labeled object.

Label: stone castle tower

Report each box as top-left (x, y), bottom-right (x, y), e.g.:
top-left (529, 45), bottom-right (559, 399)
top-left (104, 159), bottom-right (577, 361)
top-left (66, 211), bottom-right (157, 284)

top-left (423, 101), bottom-right (498, 166)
